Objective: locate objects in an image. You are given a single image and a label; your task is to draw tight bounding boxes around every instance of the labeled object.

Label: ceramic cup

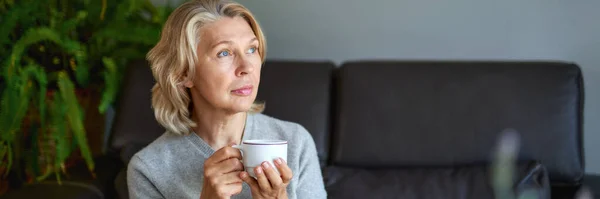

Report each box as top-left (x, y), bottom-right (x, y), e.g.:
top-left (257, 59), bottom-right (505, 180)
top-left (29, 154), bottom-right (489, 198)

top-left (233, 140), bottom-right (288, 178)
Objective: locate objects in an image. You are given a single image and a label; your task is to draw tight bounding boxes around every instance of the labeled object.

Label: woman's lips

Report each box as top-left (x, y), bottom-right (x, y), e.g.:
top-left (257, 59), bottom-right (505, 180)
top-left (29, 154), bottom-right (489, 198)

top-left (231, 85), bottom-right (253, 96)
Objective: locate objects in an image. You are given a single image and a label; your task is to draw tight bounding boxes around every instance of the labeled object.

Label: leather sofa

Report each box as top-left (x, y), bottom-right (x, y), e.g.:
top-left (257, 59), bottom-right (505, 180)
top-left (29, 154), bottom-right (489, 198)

top-left (256, 60), bottom-right (595, 199)
top-left (4, 60), bottom-right (599, 198)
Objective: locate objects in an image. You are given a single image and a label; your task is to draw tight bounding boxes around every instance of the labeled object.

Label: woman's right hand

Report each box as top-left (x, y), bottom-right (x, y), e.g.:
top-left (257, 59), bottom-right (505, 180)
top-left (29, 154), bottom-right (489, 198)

top-left (200, 145), bottom-right (244, 199)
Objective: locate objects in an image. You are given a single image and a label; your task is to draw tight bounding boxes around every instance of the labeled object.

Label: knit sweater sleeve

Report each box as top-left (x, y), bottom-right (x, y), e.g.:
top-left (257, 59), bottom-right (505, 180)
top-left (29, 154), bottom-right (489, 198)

top-left (127, 155), bottom-right (165, 199)
top-left (294, 124), bottom-right (328, 199)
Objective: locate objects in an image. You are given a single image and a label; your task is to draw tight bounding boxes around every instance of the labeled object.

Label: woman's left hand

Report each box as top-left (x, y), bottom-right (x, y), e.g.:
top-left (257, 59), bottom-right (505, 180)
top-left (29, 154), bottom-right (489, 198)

top-left (240, 157), bottom-right (292, 199)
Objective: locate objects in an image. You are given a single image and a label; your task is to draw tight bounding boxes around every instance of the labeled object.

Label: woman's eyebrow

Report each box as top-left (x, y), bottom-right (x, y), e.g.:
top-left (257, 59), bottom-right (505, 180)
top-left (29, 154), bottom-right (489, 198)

top-left (210, 37), bottom-right (256, 49)
top-left (210, 40), bottom-right (233, 49)
top-left (249, 37), bottom-right (257, 44)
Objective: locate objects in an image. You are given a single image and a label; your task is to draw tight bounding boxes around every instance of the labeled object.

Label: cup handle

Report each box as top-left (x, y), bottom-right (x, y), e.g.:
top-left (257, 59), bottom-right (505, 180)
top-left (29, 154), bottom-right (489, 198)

top-left (232, 144), bottom-right (243, 157)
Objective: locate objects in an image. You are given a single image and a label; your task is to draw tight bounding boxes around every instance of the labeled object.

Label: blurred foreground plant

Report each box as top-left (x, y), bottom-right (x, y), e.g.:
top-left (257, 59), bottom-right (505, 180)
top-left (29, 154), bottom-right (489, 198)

top-left (491, 130), bottom-right (593, 199)
top-left (0, 0), bottom-right (173, 193)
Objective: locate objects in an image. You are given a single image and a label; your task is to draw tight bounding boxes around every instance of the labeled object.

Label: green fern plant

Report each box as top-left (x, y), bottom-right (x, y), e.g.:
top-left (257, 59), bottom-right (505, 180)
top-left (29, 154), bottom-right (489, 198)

top-left (0, 0), bottom-right (173, 190)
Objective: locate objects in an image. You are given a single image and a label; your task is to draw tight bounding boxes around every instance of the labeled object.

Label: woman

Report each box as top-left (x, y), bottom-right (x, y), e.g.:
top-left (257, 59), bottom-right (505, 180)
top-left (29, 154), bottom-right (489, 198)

top-left (126, 0), bottom-right (327, 198)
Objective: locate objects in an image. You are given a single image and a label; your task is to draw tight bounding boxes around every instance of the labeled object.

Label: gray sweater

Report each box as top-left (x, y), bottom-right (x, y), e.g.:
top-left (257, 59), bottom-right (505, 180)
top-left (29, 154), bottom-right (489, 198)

top-left (127, 113), bottom-right (327, 199)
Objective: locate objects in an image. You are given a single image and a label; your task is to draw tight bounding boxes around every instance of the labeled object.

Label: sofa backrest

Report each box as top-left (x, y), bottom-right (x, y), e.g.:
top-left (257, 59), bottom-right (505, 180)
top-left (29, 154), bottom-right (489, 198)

top-left (256, 60), bottom-right (336, 166)
top-left (331, 61), bottom-right (584, 185)
top-left (108, 59), bottom-right (585, 187)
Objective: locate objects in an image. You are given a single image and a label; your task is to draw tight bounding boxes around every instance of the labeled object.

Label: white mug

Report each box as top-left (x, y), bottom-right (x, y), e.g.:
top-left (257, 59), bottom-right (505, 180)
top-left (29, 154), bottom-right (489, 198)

top-left (233, 140), bottom-right (288, 178)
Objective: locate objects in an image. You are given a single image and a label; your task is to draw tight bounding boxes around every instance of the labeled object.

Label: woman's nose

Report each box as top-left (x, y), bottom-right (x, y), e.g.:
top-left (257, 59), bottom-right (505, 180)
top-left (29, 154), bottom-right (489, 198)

top-left (235, 56), bottom-right (254, 76)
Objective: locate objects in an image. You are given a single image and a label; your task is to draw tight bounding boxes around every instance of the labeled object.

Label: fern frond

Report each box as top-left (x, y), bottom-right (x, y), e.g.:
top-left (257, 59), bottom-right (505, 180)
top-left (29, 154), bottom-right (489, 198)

top-left (108, 47), bottom-right (145, 60)
top-left (0, 142), bottom-right (6, 165)
top-left (92, 25), bottom-right (160, 46)
top-left (52, 96), bottom-right (69, 184)
top-left (49, 7), bottom-right (64, 30)
top-left (1, 74), bottom-right (34, 141)
top-left (0, 82), bottom-right (14, 136)
top-left (61, 38), bottom-right (89, 86)
top-left (60, 11), bottom-right (88, 34)
top-left (114, 0), bottom-right (145, 20)
top-left (36, 91), bottom-right (67, 182)
top-left (6, 28), bottom-right (61, 82)
top-left (0, 63), bottom-right (45, 178)
top-left (0, 1), bottom-right (34, 48)
top-left (35, 165), bottom-right (53, 182)
top-left (0, 74), bottom-right (28, 177)
top-left (22, 64), bottom-right (49, 131)
top-left (98, 57), bottom-right (118, 113)
top-left (5, 143), bottom-right (12, 178)
top-left (6, 27), bottom-right (90, 86)
top-left (141, 0), bottom-right (161, 24)
top-left (54, 165), bottom-right (61, 184)
top-left (57, 72), bottom-right (94, 175)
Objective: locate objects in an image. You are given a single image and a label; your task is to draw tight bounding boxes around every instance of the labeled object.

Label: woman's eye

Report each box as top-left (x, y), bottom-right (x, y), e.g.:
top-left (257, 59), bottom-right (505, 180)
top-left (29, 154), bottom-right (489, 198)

top-left (247, 47), bottom-right (257, 54)
top-left (217, 50), bottom-right (230, 57)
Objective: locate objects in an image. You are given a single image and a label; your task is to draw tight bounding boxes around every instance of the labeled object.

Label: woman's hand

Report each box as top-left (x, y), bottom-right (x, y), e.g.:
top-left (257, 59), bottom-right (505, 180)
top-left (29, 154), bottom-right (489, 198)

top-left (200, 146), bottom-right (244, 199)
top-left (240, 158), bottom-right (293, 199)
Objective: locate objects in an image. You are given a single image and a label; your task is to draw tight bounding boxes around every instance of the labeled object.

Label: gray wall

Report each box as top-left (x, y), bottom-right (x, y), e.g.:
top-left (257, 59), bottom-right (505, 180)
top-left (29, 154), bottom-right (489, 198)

top-left (157, 0), bottom-right (600, 174)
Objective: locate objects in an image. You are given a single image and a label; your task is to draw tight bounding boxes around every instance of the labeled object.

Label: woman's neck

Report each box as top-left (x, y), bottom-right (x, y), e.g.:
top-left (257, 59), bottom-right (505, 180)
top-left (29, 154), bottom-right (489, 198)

top-left (191, 107), bottom-right (247, 150)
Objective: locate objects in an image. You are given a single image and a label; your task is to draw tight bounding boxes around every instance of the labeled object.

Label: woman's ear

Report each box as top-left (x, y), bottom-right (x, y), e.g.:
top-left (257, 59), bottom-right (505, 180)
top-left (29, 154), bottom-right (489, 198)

top-left (183, 80), bottom-right (194, 88)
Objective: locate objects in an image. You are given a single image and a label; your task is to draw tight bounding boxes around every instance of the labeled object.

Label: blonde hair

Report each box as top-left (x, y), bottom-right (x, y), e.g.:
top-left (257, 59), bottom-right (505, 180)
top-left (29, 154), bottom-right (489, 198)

top-left (147, 0), bottom-right (266, 135)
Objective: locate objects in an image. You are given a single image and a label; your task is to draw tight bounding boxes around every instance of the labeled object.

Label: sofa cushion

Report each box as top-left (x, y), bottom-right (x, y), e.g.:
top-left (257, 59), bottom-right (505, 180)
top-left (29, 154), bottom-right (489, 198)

top-left (323, 161), bottom-right (550, 199)
top-left (115, 169), bottom-right (129, 199)
top-left (332, 61), bottom-right (584, 185)
top-left (257, 60), bottom-right (335, 166)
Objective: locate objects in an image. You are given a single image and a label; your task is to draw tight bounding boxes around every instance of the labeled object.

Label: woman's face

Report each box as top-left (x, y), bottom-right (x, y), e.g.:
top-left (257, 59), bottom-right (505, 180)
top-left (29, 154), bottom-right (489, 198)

top-left (188, 16), bottom-right (262, 113)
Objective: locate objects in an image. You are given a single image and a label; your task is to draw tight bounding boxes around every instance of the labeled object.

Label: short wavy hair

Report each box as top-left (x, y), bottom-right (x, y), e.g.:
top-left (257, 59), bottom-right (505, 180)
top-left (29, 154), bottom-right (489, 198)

top-left (147, 0), bottom-right (266, 135)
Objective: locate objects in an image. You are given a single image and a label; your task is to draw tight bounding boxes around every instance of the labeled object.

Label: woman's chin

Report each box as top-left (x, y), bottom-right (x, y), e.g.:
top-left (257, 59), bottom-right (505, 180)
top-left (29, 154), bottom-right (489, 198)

top-left (226, 103), bottom-right (254, 113)
top-left (219, 97), bottom-right (258, 113)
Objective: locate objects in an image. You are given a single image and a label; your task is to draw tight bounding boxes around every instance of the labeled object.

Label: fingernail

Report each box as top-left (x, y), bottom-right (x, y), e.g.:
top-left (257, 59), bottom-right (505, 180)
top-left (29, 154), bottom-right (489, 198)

top-left (275, 158), bottom-right (282, 165)
top-left (240, 172), bottom-right (247, 178)
top-left (262, 161), bottom-right (270, 169)
top-left (256, 167), bottom-right (263, 174)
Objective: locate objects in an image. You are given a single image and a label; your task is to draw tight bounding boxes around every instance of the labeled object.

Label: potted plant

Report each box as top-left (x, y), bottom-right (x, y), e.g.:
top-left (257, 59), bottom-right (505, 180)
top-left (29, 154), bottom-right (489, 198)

top-left (0, 0), bottom-right (172, 194)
